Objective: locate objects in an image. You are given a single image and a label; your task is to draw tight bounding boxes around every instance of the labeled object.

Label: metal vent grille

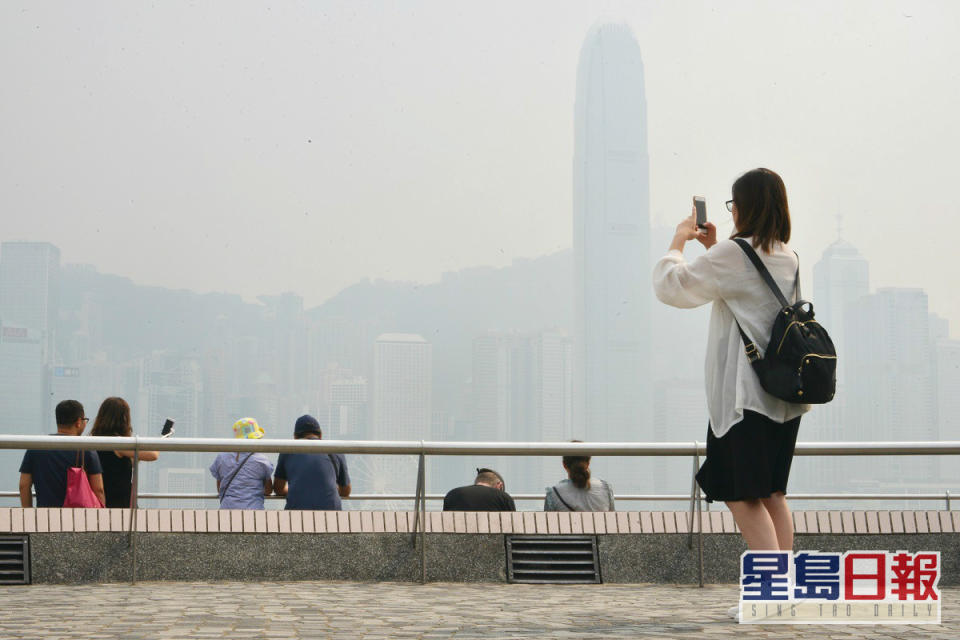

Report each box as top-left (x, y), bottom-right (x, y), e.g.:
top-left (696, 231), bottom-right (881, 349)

top-left (0, 536), bottom-right (30, 585)
top-left (506, 535), bottom-right (600, 584)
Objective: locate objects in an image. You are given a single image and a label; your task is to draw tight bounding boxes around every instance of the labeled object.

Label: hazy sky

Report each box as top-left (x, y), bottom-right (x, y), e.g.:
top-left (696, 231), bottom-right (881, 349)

top-left (2, 1), bottom-right (958, 332)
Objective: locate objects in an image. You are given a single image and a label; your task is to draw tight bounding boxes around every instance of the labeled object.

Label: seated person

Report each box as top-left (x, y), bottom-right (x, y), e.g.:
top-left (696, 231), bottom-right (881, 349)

top-left (544, 449), bottom-right (614, 512)
top-left (273, 415), bottom-right (350, 510)
top-left (209, 418), bottom-right (274, 510)
top-left (443, 468), bottom-right (516, 511)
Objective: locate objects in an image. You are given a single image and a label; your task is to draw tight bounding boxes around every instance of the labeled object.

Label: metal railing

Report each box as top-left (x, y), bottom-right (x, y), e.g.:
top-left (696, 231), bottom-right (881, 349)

top-left (2, 435), bottom-right (959, 586)
top-left (2, 491), bottom-right (955, 508)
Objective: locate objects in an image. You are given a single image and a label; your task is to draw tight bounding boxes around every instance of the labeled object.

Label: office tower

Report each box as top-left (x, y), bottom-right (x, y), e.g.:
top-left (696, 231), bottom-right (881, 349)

top-left (138, 354), bottom-right (203, 494)
top-left (846, 288), bottom-right (936, 490)
top-left (804, 236), bottom-right (870, 492)
top-left (373, 334), bottom-right (432, 440)
top-left (0, 327), bottom-right (46, 434)
top-left (470, 330), bottom-right (573, 492)
top-left (260, 293), bottom-right (309, 432)
top-left (316, 369), bottom-right (368, 438)
top-left (0, 242), bottom-right (60, 358)
top-left (572, 25), bottom-right (651, 446)
top-left (812, 236), bottom-right (870, 385)
top-left (367, 334), bottom-right (432, 496)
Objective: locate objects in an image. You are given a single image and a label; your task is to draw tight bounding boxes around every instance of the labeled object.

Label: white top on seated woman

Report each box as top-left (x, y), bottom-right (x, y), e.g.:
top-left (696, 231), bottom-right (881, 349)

top-left (544, 447), bottom-right (615, 512)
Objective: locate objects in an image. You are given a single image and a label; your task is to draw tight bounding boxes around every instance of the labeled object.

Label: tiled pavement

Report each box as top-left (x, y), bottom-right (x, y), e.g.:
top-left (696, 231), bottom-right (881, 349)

top-left (0, 581), bottom-right (955, 639)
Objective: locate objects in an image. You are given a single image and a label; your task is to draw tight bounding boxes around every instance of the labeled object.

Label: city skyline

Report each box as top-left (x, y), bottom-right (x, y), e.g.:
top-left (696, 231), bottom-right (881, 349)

top-left (2, 221), bottom-right (956, 506)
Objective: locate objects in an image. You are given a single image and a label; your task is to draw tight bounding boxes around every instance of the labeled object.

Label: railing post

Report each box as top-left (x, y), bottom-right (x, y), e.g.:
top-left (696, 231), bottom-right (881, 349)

top-left (946, 490), bottom-right (951, 511)
top-left (694, 441), bottom-right (704, 588)
top-left (128, 435), bottom-right (140, 584)
top-left (687, 452), bottom-right (697, 550)
top-left (419, 449), bottom-right (426, 584)
top-left (411, 450), bottom-right (424, 546)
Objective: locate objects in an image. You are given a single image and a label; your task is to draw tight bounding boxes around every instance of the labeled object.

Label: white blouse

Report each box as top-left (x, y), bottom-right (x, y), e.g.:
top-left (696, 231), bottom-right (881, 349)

top-left (652, 237), bottom-right (810, 438)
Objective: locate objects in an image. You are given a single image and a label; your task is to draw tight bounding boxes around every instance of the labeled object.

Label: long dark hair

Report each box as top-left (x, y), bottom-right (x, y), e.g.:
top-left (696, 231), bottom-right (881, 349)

top-left (563, 441), bottom-right (591, 489)
top-left (730, 168), bottom-right (791, 253)
top-left (91, 397), bottom-right (132, 438)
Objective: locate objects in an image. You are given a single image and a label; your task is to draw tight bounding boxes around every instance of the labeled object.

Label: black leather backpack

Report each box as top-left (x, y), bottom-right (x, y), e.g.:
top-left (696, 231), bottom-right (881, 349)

top-left (733, 238), bottom-right (837, 404)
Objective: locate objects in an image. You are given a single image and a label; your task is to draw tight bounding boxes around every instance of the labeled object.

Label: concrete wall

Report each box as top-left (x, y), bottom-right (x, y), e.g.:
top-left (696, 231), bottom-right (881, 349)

top-left (24, 531), bottom-right (960, 586)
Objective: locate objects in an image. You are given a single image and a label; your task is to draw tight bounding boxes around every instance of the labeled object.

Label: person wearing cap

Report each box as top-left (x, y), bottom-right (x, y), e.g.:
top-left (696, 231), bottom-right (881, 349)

top-left (209, 418), bottom-right (275, 510)
top-left (272, 415), bottom-right (351, 511)
top-left (442, 468), bottom-right (516, 512)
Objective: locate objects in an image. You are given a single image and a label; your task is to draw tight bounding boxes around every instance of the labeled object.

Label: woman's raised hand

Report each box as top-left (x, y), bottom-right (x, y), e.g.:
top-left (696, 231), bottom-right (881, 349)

top-left (695, 221), bottom-right (717, 249)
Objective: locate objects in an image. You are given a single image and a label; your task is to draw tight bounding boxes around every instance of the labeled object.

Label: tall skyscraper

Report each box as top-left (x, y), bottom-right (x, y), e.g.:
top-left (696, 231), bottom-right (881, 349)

top-left (368, 334), bottom-right (432, 495)
top-left (802, 235), bottom-right (870, 492)
top-left (0, 242), bottom-right (61, 433)
top-left (573, 24), bottom-right (652, 488)
top-left (846, 288), bottom-right (937, 489)
top-left (812, 236), bottom-right (870, 385)
top-left (0, 242), bottom-right (60, 358)
top-left (0, 327), bottom-right (46, 434)
top-left (470, 330), bottom-right (573, 492)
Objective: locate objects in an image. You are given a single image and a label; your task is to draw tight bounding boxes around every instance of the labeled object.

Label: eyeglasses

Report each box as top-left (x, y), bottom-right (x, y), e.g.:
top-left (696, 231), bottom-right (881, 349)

top-left (82, 417), bottom-right (90, 423)
top-left (725, 200), bottom-right (735, 212)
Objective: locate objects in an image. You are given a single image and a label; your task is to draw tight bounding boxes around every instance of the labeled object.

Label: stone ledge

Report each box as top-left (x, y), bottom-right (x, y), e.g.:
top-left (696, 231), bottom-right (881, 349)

top-left (2, 508), bottom-right (958, 535)
top-left (22, 531), bottom-right (960, 585)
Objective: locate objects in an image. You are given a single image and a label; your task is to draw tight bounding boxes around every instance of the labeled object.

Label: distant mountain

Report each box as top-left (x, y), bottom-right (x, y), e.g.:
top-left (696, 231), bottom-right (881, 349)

top-left (58, 265), bottom-right (266, 360)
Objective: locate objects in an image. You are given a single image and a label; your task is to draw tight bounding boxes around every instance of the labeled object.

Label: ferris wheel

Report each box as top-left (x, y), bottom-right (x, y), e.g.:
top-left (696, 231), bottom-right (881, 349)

top-left (346, 453), bottom-right (422, 512)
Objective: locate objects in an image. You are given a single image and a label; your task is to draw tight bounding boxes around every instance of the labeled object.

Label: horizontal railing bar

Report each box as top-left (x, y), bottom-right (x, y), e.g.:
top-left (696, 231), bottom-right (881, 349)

top-left (1, 491), bottom-right (956, 502)
top-left (1, 435), bottom-right (959, 456)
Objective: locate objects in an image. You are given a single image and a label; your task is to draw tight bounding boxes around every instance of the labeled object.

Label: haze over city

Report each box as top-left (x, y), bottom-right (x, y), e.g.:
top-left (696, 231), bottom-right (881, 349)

top-left (1, 1), bottom-right (958, 506)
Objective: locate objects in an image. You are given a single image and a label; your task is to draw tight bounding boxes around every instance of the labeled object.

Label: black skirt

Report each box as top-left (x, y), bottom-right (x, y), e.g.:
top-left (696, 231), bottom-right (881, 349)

top-left (695, 409), bottom-right (801, 503)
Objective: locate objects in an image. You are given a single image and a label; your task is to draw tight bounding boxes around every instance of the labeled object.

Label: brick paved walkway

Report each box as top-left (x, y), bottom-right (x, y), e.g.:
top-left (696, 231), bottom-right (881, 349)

top-left (0, 581), bottom-right (954, 639)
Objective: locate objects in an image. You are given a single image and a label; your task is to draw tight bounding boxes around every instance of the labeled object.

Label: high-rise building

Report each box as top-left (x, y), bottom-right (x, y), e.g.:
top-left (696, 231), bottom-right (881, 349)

top-left (470, 330), bottom-right (573, 492)
top-left (373, 334), bottom-right (432, 440)
top-left (317, 371), bottom-right (368, 439)
top-left (0, 327), bottom-right (46, 434)
top-left (369, 334), bottom-right (432, 495)
top-left (572, 24), bottom-right (652, 453)
top-left (805, 236), bottom-right (870, 492)
top-left (846, 288), bottom-right (937, 489)
top-left (0, 242), bottom-right (60, 358)
top-left (812, 236), bottom-right (870, 385)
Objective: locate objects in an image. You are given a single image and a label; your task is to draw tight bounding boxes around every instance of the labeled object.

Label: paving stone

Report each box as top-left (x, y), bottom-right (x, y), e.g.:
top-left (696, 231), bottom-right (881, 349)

top-left (0, 581), bottom-right (956, 638)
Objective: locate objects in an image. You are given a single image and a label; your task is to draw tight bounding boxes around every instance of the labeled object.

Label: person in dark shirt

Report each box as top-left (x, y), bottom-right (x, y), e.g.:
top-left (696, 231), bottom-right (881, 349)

top-left (273, 415), bottom-right (351, 510)
top-left (91, 397), bottom-right (159, 508)
top-left (19, 399), bottom-right (106, 508)
top-left (443, 468), bottom-right (516, 512)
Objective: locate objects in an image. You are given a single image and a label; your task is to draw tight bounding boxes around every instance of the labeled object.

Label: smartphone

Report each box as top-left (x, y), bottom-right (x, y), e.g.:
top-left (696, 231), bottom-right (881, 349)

top-left (161, 418), bottom-right (175, 438)
top-left (693, 196), bottom-right (707, 229)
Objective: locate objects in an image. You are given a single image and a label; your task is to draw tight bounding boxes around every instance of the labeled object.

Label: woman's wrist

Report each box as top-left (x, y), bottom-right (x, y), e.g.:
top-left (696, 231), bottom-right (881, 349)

top-left (669, 233), bottom-right (687, 253)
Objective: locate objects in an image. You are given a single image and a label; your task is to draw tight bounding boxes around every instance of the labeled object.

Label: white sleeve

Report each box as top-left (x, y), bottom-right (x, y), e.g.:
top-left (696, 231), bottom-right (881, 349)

top-left (652, 249), bottom-right (721, 309)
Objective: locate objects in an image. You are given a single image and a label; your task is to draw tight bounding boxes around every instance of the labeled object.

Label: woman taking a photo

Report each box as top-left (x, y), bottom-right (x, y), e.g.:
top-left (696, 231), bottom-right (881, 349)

top-left (653, 168), bottom-right (809, 554)
top-left (91, 397), bottom-right (159, 508)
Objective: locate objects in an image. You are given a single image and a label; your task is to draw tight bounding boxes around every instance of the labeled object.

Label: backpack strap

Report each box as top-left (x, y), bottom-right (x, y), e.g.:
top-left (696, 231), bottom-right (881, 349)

top-left (731, 238), bottom-right (801, 362)
top-left (732, 238), bottom-right (792, 307)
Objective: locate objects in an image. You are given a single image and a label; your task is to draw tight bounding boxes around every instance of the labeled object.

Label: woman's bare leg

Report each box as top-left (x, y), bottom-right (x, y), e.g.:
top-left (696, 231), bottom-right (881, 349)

top-left (726, 499), bottom-right (780, 550)
top-left (759, 491), bottom-right (793, 551)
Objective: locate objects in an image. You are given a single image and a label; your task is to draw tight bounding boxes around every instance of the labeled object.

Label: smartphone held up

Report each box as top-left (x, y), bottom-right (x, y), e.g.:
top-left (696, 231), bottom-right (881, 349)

top-left (161, 418), bottom-right (175, 438)
top-left (693, 196), bottom-right (707, 229)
